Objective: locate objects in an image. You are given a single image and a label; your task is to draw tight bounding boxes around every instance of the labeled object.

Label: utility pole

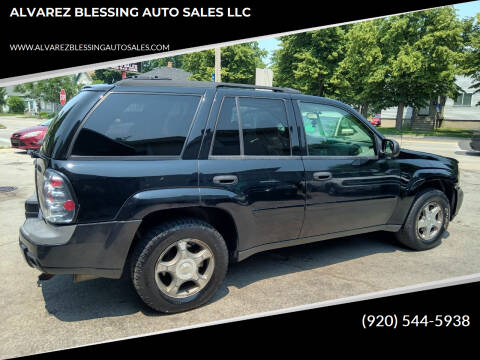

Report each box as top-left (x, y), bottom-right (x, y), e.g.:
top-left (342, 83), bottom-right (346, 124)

top-left (215, 47), bottom-right (221, 83)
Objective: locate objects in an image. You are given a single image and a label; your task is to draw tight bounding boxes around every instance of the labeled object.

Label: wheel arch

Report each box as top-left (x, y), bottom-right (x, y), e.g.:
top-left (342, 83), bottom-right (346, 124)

top-left (123, 206), bottom-right (239, 274)
top-left (400, 172), bottom-right (456, 225)
top-left (407, 175), bottom-right (456, 216)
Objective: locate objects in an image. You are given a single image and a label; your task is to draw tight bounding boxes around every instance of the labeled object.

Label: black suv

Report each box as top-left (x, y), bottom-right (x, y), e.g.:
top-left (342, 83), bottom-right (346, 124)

top-left (19, 79), bottom-right (463, 313)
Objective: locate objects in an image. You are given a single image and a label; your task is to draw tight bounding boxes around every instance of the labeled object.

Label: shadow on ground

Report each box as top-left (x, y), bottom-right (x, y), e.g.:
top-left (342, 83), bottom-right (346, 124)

top-left (40, 230), bottom-right (433, 322)
top-left (456, 140), bottom-right (479, 156)
top-left (455, 150), bottom-right (480, 157)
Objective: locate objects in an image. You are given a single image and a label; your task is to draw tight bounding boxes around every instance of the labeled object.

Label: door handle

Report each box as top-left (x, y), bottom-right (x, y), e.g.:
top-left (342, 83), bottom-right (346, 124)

top-left (213, 175), bottom-right (238, 185)
top-left (313, 172), bottom-right (332, 181)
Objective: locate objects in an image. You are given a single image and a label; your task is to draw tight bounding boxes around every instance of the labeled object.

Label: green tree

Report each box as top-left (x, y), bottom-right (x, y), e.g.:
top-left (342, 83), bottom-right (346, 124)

top-left (379, 13), bottom-right (427, 128)
top-left (141, 56), bottom-right (184, 72)
top-left (7, 96), bottom-right (26, 113)
top-left (182, 42), bottom-right (267, 84)
top-left (331, 20), bottom-right (388, 117)
top-left (380, 8), bottom-right (464, 129)
top-left (91, 69), bottom-right (123, 84)
top-left (0, 87), bottom-right (6, 109)
top-left (460, 13), bottom-right (480, 105)
top-left (271, 27), bottom-right (347, 97)
top-left (14, 75), bottom-right (82, 112)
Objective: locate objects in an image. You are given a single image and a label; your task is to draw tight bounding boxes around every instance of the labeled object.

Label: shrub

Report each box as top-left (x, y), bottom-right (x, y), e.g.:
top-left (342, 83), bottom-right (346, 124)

top-left (38, 111), bottom-right (57, 119)
top-left (7, 96), bottom-right (26, 113)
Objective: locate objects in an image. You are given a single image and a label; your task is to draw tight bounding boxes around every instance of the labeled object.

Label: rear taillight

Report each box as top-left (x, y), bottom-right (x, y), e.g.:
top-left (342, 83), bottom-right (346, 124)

top-left (39, 169), bottom-right (77, 224)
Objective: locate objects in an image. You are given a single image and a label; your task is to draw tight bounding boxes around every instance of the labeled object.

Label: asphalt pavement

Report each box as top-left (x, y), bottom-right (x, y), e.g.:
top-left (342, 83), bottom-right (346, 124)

top-left (0, 129), bottom-right (479, 358)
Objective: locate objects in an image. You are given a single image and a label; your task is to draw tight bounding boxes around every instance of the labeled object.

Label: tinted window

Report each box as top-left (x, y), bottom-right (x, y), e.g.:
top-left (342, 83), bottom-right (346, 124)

top-left (238, 98), bottom-right (290, 156)
top-left (41, 90), bottom-right (101, 157)
top-left (72, 93), bottom-right (200, 156)
top-left (212, 97), bottom-right (240, 155)
top-left (299, 102), bottom-right (375, 157)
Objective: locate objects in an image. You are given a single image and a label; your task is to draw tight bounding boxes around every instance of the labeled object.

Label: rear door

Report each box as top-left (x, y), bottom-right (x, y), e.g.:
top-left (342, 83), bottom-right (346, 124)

top-left (198, 89), bottom-right (306, 252)
top-left (294, 99), bottom-right (401, 237)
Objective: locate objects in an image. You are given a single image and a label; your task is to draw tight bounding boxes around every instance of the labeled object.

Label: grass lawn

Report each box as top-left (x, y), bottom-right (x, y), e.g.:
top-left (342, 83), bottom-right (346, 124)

top-left (0, 112), bottom-right (39, 118)
top-left (377, 127), bottom-right (475, 138)
top-left (0, 112), bottom-right (25, 116)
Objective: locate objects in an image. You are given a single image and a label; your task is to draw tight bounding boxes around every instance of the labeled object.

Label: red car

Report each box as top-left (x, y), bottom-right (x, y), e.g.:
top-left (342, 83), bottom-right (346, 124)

top-left (370, 113), bottom-right (381, 127)
top-left (10, 119), bottom-right (52, 150)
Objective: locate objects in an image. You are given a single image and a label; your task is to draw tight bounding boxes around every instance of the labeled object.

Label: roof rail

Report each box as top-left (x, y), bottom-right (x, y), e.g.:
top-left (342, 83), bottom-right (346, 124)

top-left (129, 75), bottom-right (172, 80)
top-left (215, 83), bottom-right (301, 93)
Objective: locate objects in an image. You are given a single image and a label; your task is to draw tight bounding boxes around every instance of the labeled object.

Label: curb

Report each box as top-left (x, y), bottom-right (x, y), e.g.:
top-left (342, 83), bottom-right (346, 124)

top-left (386, 134), bottom-right (472, 142)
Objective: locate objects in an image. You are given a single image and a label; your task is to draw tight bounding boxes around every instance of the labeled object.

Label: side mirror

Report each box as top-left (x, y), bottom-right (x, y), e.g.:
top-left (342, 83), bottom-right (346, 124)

top-left (382, 138), bottom-right (400, 158)
top-left (340, 128), bottom-right (355, 136)
top-left (29, 149), bottom-right (40, 158)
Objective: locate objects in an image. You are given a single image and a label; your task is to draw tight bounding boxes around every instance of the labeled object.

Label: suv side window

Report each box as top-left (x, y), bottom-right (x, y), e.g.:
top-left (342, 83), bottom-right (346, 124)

top-left (299, 102), bottom-right (376, 157)
top-left (72, 93), bottom-right (200, 156)
top-left (212, 97), bottom-right (241, 156)
top-left (211, 96), bottom-right (291, 156)
top-left (238, 98), bottom-right (290, 156)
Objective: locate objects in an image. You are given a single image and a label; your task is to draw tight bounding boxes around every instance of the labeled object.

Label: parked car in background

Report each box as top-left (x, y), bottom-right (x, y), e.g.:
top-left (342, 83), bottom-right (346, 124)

top-left (470, 131), bottom-right (480, 151)
top-left (370, 113), bottom-right (381, 127)
top-left (10, 118), bottom-right (52, 150)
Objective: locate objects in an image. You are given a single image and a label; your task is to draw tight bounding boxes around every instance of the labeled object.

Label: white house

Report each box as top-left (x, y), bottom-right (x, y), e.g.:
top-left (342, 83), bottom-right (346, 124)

top-left (75, 72), bottom-right (93, 86)
top-left (1, 72), bottom-right (93, 114)
top-left (381, 75), bottom-right (480, 129)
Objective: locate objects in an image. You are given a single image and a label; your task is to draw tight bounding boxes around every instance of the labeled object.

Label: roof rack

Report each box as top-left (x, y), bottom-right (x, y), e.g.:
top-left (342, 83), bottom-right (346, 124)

top-left (130, 75), bottom-right (172, 80)
top-left (117, 77), bottom-right (302, 94)
top-left (215, 83), bottom-right (301, 94)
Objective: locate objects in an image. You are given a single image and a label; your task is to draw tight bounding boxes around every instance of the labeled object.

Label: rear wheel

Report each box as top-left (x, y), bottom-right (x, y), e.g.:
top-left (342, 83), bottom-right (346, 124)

top-left (395, 189), bottom-right (450, 251)
top-left (131, 219), bottom-right (228, 313)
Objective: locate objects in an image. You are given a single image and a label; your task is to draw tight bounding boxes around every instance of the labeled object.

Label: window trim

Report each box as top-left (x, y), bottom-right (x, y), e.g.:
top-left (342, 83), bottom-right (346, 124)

top-left (297, 100), bottom-right (378, 160)
top-left (209, 95), bottom-right (293, 159)
top-left (67, 91), bottom-right (203, 160)
top-left (209, 155), bottom-right (303, 160)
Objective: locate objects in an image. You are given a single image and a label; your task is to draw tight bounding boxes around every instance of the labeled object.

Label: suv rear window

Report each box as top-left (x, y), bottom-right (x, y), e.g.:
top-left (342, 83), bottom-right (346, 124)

top-left (72, 93), bottom-right (200, 156)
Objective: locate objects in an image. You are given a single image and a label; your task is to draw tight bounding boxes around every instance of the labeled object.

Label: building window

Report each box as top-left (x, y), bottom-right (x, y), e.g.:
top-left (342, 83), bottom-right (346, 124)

top-left (454, 93), bottom-right (473, 106)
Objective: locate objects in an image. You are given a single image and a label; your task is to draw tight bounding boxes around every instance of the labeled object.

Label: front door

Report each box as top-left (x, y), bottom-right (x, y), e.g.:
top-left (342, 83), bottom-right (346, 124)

top-left (294, 101), bottom-right (401, 238)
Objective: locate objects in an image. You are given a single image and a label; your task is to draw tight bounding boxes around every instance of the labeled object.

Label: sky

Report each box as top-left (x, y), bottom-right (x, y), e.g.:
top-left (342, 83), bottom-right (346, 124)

top-left (257, 0), bottom-right (480, 65)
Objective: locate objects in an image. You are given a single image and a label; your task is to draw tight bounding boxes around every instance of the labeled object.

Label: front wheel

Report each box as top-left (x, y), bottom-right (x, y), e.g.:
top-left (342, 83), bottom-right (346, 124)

top-left (131, 219), bottom-right (229, 313)
top-left (395, 189), bottom-right (450, 251)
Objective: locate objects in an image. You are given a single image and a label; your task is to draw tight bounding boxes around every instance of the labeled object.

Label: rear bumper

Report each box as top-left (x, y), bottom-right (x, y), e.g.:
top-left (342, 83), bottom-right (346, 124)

top-left (19, 216), bottom-right (141, 278)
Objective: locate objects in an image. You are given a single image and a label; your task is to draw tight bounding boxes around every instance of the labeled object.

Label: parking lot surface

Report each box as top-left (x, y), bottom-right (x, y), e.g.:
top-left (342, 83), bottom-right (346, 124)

top-left (1, 134), bottom-right (479, 358)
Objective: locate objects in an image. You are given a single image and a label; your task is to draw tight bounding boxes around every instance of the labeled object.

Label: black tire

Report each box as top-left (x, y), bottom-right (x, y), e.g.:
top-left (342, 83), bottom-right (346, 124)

top-left (130, 218), bottom-right (228, 313)
top-left (395, 189), bottom-right (450, 251)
